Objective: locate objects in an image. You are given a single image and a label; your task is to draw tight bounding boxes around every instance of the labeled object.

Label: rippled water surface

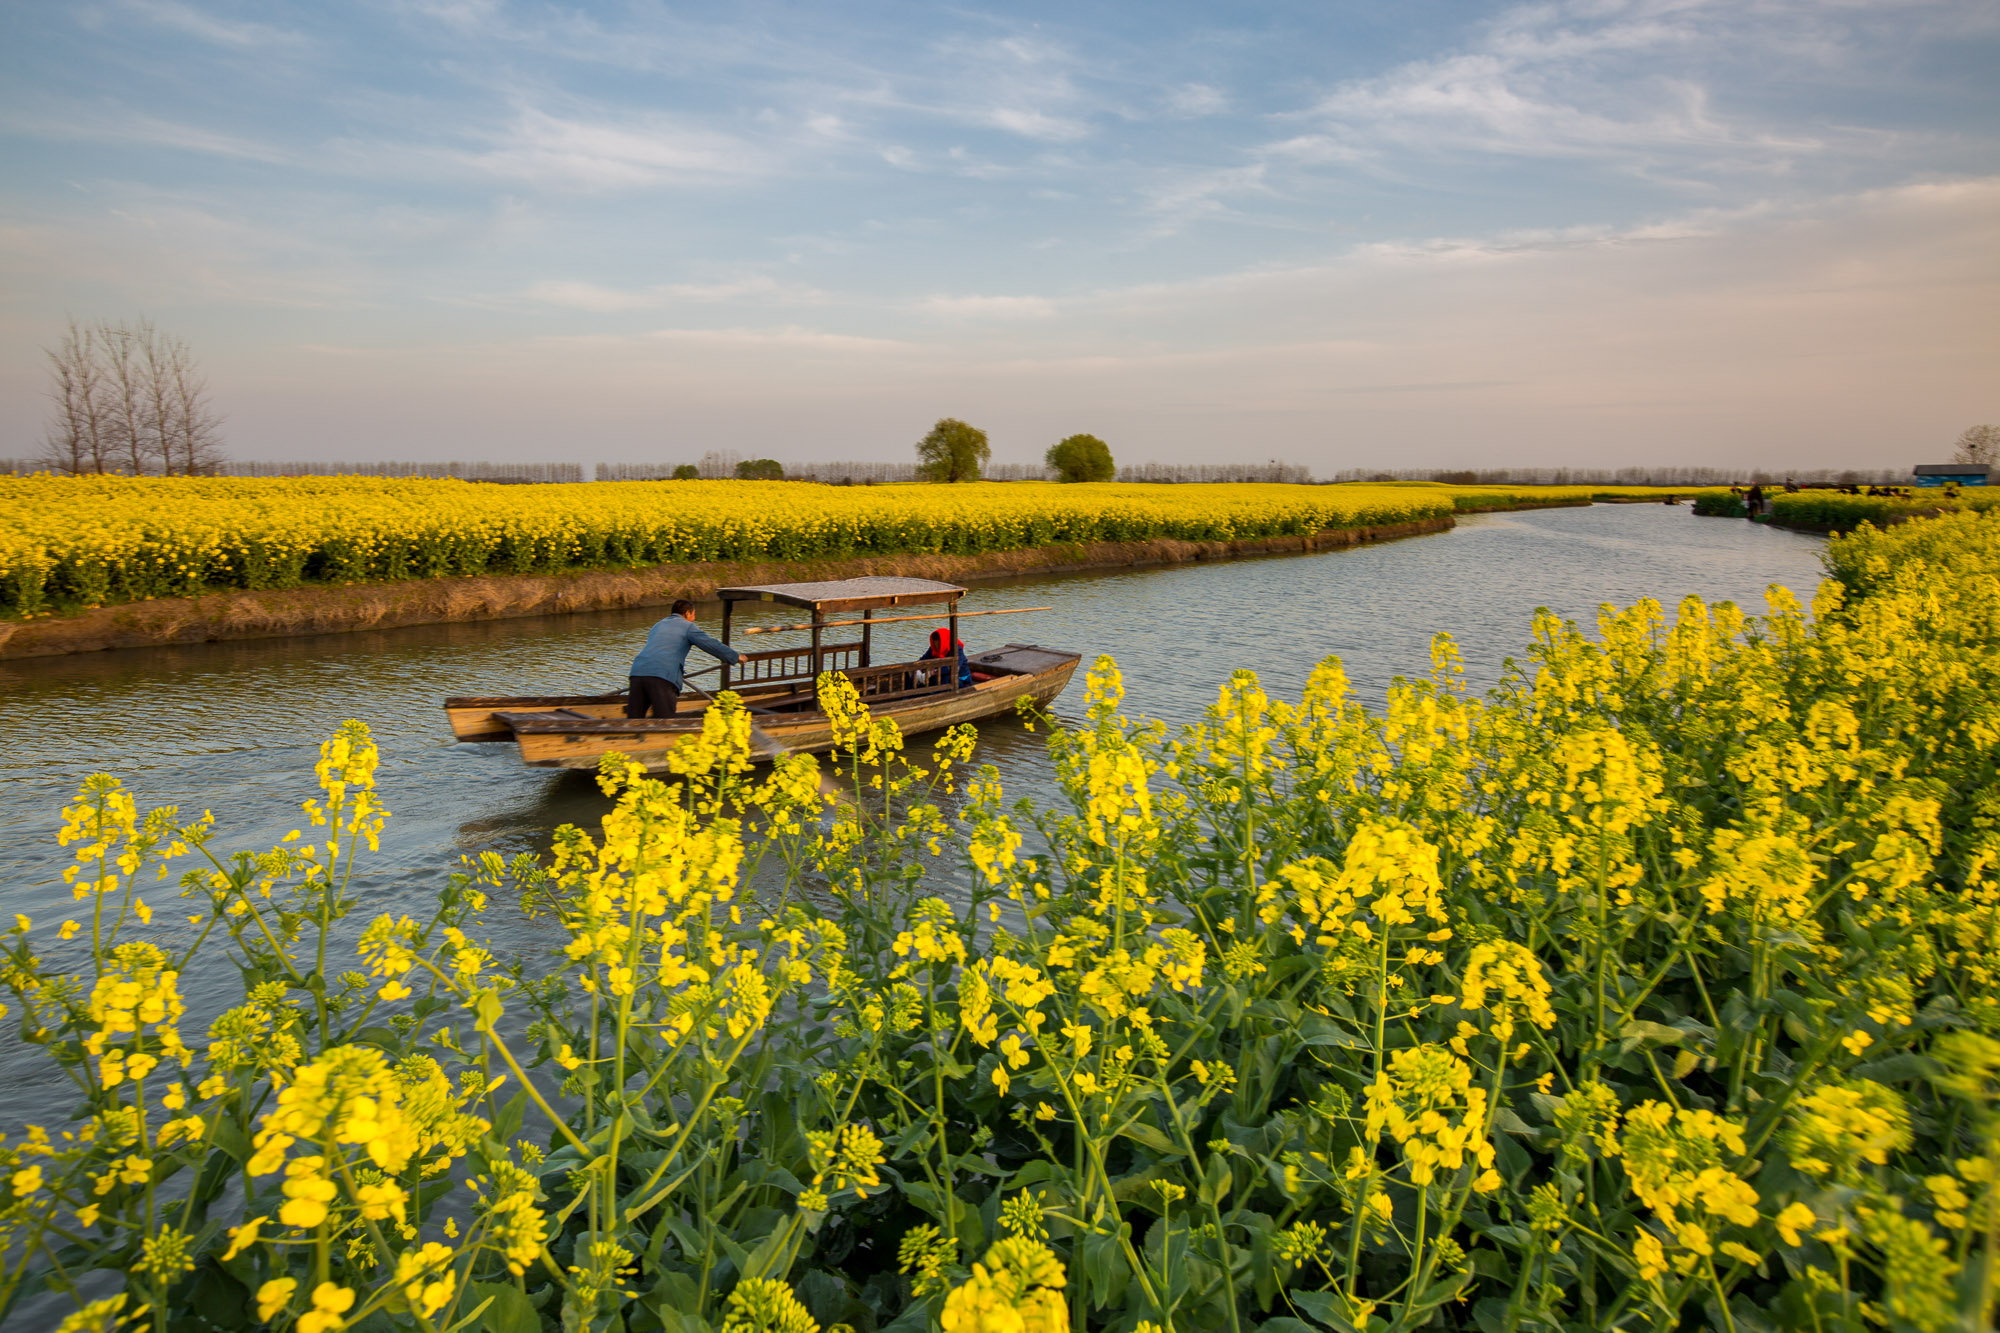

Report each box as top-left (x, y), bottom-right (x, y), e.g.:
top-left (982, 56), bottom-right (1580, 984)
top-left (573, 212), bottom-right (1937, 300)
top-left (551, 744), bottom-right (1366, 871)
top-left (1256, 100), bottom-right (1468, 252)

top-left (0, 504), bottom-right (1822, 1115)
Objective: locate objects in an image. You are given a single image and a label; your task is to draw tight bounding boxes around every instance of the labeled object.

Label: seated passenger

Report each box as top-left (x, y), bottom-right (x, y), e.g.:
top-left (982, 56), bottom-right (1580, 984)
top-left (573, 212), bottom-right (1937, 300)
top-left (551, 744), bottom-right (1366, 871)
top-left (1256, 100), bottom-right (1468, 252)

top-left (920, 627), bottom-right (973, 687)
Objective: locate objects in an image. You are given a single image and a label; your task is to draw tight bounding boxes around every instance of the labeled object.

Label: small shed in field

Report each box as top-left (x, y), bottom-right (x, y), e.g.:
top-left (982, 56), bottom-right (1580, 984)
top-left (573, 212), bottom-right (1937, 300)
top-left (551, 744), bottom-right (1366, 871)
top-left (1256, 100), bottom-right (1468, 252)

top-left (1912, 464), bottom-right (1991, 487)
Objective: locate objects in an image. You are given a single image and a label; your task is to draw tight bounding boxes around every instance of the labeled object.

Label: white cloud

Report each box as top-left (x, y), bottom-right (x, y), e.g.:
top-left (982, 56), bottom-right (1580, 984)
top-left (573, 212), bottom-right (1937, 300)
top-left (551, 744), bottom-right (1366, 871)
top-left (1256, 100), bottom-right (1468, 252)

top-left (457, 107), bottom-right (769, 190)
top-left (1143, 164), bottom-right (1271, 231)
top-left (984, 106), bottom-right (1088, 142)
top-left (637, 325), bottom-right (909, 353)
top-left (395, 0), bottom-right (503, 30)
top-left (120, 0), bottom-right (305, 49)
top-left (521, 276), bottom-right (825, 311)
top-left (1285, 0), bottom-right (1886, 169)
top-left (1165, 84), bottom-right (1227, 118)
top-left (0, 107), bottom-right (291, 162)
top-left (902, 32), bottom-right (1096, 144)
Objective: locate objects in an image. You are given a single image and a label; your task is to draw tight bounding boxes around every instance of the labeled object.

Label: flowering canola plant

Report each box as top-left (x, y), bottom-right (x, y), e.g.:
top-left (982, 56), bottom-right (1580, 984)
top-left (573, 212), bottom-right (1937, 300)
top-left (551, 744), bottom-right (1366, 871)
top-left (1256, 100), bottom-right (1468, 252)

top-left (3, 507), bottom-right (1999, 1333)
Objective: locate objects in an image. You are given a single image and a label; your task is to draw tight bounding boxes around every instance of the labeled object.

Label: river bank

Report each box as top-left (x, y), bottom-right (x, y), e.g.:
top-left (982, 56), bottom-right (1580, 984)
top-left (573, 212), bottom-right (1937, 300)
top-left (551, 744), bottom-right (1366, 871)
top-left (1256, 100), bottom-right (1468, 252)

top-left (0, 513), bottom-right (1468, 659)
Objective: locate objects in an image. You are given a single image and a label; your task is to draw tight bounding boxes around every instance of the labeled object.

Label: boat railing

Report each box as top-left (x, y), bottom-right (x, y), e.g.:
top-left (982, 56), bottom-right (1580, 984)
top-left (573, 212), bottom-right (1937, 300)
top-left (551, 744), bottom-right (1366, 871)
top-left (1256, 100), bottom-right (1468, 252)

top-left (727, 640), bottom-right (864, 690)
top-left (842, 658), bottom-right (959, 705)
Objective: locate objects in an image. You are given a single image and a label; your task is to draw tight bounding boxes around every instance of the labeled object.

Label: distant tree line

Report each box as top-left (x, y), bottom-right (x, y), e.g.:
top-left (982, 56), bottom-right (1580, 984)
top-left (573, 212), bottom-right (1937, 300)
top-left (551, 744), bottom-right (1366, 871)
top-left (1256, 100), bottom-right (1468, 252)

top-left (7, 458), bottom-right (1931, 487)
top-left (39, 318), bottom-right (224, 475)
top-left (1322, 466), bottom-right (1910, 486)
top-left (1118, 460), bottom-right (1310, 484)
top-left (225, 460), bottom-right (586, 482)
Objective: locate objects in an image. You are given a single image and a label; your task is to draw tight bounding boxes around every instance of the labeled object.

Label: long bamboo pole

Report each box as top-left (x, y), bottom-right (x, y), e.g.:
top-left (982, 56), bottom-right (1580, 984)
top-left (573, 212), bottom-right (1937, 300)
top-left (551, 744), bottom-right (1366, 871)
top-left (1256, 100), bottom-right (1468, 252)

top-left (733, 605), bottom-right (1052, 636)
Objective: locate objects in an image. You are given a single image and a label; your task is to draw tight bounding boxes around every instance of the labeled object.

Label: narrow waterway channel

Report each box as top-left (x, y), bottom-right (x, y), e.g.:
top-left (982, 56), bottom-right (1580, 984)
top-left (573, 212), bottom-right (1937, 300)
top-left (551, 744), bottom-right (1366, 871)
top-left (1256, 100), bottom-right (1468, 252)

top-left (0, 503), bottom-right (1825, 922)
top-left (0, 503), bottom-right (1823, 1126)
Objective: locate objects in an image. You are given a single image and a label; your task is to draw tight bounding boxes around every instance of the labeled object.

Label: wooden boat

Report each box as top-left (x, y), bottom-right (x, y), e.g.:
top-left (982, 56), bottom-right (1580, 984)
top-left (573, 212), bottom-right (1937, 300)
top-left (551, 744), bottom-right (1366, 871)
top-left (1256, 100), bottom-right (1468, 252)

top-left (442, 577), bottom-right (1079, 771)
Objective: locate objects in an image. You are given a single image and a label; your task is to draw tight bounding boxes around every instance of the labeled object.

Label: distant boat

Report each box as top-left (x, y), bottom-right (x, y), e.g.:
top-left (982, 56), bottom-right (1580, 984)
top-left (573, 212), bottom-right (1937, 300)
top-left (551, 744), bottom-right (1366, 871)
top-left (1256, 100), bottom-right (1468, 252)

top-left (442, 577), bottom-right (1079, 770)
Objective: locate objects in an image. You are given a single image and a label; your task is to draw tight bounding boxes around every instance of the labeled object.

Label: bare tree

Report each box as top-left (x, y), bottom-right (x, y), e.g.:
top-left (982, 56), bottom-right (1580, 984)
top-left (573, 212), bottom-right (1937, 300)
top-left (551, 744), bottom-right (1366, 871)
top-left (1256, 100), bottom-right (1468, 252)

top-left (150, 329), bottom-right (225, 474)
top-left (40, 320), bottom-right (115, 475)
top-left (1953, 424), bottom-right (1999, 468)
top-left (37, 318), bottom-right (225, 474)
top-left (99, 322), bottom-right (153, 475)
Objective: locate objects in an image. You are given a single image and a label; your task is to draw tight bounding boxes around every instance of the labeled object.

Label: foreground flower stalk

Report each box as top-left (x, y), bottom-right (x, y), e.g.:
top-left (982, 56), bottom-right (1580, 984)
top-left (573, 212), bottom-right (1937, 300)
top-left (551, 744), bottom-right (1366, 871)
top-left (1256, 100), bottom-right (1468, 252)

top-left (2, 508), bottom-right (1999, 1332)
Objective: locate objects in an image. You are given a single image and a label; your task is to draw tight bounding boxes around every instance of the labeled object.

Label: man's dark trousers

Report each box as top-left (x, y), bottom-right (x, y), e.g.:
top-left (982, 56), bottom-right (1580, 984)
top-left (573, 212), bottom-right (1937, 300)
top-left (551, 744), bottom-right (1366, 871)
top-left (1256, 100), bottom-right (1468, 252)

top-left (626, 675), bottom-right (681, 717)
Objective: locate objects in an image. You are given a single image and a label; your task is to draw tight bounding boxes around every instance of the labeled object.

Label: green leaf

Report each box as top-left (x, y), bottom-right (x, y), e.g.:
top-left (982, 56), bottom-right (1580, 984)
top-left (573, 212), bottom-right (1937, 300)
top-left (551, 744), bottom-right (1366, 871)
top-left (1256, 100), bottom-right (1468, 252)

top-left (879, 1301), bottom-right (933, 1333)
top-left (469, 1282), bottom-right (539, 1333)
top-left (1080, 1228), bottom-right (1130, 1310)
top-left (1118, 1120), bottom-right (1184, 1157)
top-left (1409, 1270), bottom-right (1472, 1312)
top-left (1291, 1287), bottom-right (1365, 1331)
top-left (1619, 1019), bottom-right (1691, 1055)
top-left (1856, 1053), bottom-right (1938, 1084)
top-left (492, 1088), bottom-right (527, 1146)
top-left (186, 1262), bottom-right (249, 1329)
top-left (1296, 1012), bottom-right (1365, 1049)
top-left (644, 1270), bottom-right (701, 1330)
top-left (738, 1216), bottom-right (799, 1284)
top-left (207, 1116), bottom-right (251, 1165)
top-left (1201, 1153), bottom-right (1232, 1208)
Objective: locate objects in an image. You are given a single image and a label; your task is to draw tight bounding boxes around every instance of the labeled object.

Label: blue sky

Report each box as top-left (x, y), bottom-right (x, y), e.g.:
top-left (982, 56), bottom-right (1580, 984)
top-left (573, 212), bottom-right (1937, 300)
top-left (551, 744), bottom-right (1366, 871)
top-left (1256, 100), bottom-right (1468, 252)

top-left (2, 0), bottom-right (1996, 470)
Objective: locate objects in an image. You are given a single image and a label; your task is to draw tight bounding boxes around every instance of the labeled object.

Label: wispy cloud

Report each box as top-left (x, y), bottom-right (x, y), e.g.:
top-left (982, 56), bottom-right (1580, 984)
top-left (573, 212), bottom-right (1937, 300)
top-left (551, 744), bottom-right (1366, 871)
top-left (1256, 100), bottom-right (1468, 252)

top-left (121, 0), bottom-right (305, 49)
top-left (1142, 164), bottom-right (1272, 232)
top-left (1164, 84), bottom-right (1227, 118)
top-left (521, 276), bottom-right (825, 311)
top-left (0, 106), bottom-right (291, 163)
top-left (1285, 0), bottom-right (1866, 168)
top-left (454, 107), bottom-right (770, 190)
top-left (982, 106), bottom-right (1088, 142)
top-left (638, 325), bottom-right (909, 353)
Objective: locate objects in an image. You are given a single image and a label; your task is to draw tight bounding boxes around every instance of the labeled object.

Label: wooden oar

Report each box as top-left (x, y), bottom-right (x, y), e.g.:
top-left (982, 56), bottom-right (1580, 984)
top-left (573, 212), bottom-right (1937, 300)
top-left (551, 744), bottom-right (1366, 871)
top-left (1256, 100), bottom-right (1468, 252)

top-left (734, 605), bottom-right (1052, 636)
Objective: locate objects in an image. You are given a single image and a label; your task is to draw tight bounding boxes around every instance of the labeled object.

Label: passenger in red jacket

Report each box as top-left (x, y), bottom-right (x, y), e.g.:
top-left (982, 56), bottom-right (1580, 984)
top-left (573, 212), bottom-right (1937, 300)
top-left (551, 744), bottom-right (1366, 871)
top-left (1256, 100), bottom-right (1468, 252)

top-left (920, 627), bottom-right (973, 687)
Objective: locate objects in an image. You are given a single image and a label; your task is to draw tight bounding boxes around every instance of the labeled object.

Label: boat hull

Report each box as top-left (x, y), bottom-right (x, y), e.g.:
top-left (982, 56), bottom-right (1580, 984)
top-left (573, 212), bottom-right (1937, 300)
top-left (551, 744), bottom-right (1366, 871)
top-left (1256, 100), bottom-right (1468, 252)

top-left (444, 645), bottom-right (1079, 773)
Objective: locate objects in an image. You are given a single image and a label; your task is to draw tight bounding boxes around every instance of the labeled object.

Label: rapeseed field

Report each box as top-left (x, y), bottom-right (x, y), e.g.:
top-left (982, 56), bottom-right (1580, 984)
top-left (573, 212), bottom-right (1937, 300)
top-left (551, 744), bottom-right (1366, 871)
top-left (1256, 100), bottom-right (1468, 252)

top-left (1767, 489), bottom-right (2000, 530)
top-left (0, 476), bottom-right (1640, 619)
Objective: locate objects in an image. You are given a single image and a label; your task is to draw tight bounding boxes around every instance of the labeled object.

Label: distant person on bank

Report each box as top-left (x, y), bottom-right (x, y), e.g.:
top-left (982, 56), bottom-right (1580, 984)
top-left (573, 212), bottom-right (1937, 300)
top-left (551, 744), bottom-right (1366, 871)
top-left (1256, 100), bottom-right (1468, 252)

top-left (627, 599), bottom-right (740, 718)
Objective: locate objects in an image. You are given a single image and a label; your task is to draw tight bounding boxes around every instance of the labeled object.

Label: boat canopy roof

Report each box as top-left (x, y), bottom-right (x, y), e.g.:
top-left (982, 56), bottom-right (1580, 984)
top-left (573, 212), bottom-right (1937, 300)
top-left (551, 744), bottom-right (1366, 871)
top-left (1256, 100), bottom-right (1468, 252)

top-left (717, 576), bottom-right (968, 613)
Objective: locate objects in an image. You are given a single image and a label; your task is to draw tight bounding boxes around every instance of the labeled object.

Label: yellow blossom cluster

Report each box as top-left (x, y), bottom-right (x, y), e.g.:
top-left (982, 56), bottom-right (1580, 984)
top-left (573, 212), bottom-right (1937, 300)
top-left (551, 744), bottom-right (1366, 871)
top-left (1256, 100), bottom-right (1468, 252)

top-left (941, 1237), bottom-right (1069, 1333)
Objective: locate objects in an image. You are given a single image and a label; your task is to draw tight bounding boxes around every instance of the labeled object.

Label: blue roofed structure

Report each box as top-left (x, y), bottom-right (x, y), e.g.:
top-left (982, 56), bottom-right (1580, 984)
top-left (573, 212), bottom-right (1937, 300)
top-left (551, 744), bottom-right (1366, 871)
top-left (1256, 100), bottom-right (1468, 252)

top-left (1912, 464), bottom-right (1991, 487)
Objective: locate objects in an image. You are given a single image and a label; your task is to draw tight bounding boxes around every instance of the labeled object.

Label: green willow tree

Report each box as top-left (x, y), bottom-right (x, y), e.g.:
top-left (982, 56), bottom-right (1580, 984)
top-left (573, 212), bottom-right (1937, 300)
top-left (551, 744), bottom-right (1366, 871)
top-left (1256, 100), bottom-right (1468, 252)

top-left (1046, 433), bottom-right (1115, 483)
top-left (915, 418), bottom-right (990, 482)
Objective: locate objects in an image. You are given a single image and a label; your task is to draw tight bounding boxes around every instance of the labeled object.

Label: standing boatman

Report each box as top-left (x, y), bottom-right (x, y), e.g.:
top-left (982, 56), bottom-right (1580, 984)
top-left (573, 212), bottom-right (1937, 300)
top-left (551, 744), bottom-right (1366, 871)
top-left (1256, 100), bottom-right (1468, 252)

top-left (626, 599), bottom-right (741, 717)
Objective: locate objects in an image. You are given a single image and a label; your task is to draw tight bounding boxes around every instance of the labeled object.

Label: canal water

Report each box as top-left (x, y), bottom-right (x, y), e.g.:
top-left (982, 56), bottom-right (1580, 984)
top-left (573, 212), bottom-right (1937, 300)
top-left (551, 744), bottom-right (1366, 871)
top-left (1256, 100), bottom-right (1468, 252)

top-left (0, 503), bottom-right (1823, 1122)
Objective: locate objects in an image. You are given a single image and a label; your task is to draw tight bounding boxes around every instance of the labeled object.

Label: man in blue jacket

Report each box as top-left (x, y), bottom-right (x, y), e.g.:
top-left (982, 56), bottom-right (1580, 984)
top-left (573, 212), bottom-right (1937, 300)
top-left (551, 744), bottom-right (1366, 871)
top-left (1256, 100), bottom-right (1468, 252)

top-left (626, 599), bottom-right (742, 717)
